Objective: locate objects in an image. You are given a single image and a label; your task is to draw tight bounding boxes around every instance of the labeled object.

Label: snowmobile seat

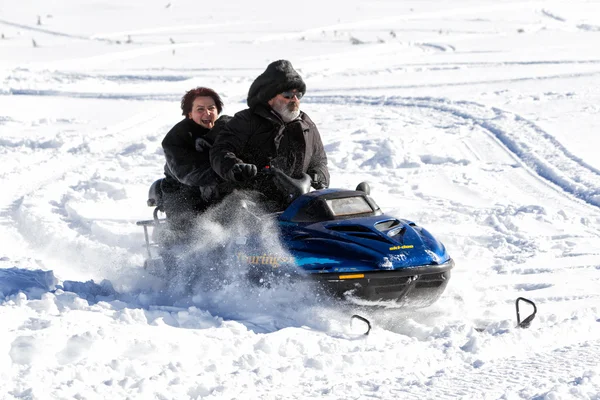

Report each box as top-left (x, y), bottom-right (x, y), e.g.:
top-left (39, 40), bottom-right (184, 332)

top-left (147, 178), bottom-right (164, 209)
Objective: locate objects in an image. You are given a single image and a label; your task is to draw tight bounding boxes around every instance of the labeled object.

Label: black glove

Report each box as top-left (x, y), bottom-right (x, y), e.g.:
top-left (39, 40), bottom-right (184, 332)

top-left (310, 173), bottom-right (327, 189)
top-left (195, 138), bottom-right (212, 152)
top-left (228, 163), bottom-right (257, 182)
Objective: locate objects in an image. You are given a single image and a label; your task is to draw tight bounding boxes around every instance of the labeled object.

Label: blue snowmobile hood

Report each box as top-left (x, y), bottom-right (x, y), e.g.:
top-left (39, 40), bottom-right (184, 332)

top-left (279, 216), bottom-right (449, 273)
top-left (276, 189), bottom-right (450, 274)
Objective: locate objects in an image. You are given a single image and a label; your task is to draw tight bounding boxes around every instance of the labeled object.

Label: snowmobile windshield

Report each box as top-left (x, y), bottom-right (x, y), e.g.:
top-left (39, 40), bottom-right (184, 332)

top-left (325, 196), bottom-right (373, 216)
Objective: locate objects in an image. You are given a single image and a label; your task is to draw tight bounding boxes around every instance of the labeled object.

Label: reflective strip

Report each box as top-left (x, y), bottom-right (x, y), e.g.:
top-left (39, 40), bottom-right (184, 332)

top-left (338, 274), bottom-right (365, 280)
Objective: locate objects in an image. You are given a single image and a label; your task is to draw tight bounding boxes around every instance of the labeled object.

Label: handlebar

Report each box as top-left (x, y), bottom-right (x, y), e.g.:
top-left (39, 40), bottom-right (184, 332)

top-left (260, 166), bottom-right (312, 203)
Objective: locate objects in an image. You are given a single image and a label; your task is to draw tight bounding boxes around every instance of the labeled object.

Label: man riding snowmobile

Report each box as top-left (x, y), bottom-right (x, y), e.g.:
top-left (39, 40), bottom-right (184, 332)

top-left (210, 59), bottom-right (330, 212)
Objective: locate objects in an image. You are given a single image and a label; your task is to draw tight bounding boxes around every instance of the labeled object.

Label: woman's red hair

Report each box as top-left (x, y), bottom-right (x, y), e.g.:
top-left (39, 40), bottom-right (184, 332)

top-left (181, 87), bottom-right (223, 116)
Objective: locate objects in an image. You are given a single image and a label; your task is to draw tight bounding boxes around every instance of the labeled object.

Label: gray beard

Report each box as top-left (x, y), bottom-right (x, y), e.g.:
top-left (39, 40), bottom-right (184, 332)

top-left (273, 103), bottom-right (300, 122)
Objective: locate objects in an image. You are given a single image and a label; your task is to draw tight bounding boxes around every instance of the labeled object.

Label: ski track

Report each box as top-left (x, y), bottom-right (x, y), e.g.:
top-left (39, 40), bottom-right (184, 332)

top-left (0, 18), bottom-right (104, 42)
top-left (416, 42), bottom-right (456, 53)
top-left (90, 21), bottom-right (263, 39)
top-left (577, 23), bottom-right (600, 32)
top-left (308, 95), bottom-right (600, 210)
top-left (330, 59), bottom-right (600, 80)
top-left (541, 9), bottom-right (567, 23)
top-left (7, 89), bottom-right (179, 102)
top-left (539, 8), bottom-right (600, 32)
top-left (311, 70), bottom-right (600, 91)
top-left (0, 18), bottom-right (256, 42)
top-left (8, 70), bottom-right (193, 83)
top-left (7, 42), bottom-right (216, 71)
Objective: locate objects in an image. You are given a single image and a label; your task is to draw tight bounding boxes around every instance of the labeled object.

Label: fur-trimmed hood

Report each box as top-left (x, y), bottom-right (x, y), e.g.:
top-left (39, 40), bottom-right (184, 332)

top-left (247, 60), bottom-right (306, 108)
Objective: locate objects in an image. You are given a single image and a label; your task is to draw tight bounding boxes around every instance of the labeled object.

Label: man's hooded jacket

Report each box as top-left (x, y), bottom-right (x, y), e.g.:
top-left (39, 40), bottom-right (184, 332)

top-left (210, 60), bottom-right (330, 201)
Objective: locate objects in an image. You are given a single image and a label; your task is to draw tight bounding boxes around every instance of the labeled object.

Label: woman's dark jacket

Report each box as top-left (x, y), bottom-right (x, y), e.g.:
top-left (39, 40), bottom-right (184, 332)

top-left (162, 115), bottom-right (231, 203)
top-left (209, 105), bottom-right (330, 196)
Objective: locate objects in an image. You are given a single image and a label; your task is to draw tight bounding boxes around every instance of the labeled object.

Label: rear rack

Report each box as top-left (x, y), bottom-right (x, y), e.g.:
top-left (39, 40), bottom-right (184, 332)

top-left (136, 207), bottom-right (165, 259)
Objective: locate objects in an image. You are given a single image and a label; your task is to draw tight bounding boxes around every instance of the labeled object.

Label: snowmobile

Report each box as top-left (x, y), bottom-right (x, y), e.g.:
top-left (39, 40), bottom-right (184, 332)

top-left (137, 168), bottom-right (454, 307)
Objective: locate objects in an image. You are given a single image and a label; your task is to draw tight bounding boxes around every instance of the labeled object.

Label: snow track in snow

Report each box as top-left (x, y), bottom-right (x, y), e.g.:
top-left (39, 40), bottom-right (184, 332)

top-left (0, 18), bottom-right (103, 41)
top-left (541, 9), bottom-right (567, 22)
top-left (8, 89), bottom-right (179, 101)
top-left (404, 339), bottom-right (600, 399)
top-left (539, 8), bottom-right (600, 32)
top-left (309, 95), bottom-right (600, 209)
top-left (0, 100), bottom-right (173, 276)
top-left (253, 1), bottom-right (543, 43)
top-left (0, 107), bottom-right (165, 208)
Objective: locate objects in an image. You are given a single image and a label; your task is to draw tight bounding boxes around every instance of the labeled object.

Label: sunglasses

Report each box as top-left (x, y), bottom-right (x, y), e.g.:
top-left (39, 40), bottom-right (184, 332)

top-left (280, 91), bottom-right (303, 100)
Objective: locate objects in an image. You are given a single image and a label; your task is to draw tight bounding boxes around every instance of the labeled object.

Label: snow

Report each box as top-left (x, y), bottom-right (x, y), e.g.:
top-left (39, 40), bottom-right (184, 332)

top-left (1, 0), bottom-right (600, 398)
